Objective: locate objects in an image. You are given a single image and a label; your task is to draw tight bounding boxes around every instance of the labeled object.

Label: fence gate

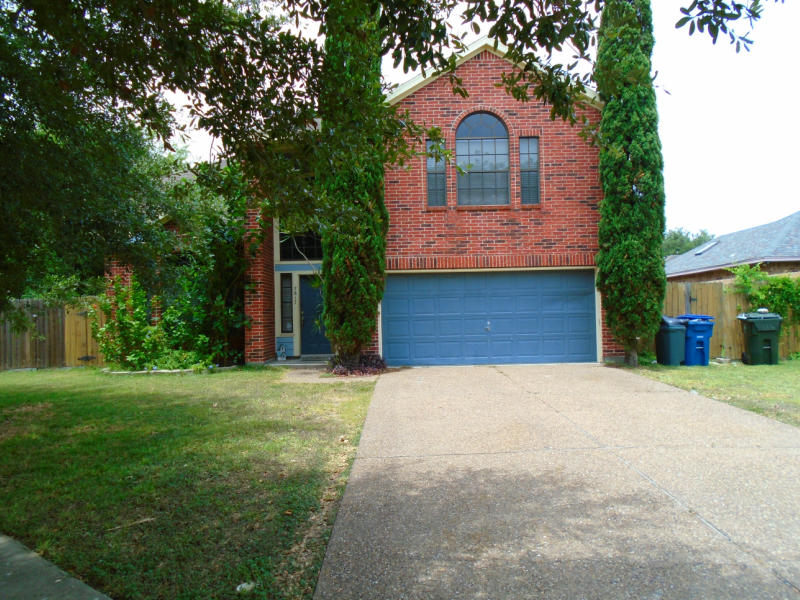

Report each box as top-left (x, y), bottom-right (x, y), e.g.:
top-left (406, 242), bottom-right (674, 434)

top-left (1, 299), bottom-right (105, 370)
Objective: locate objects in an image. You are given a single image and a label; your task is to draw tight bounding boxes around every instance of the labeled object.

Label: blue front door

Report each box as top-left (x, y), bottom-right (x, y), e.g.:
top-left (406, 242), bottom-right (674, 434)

top-left (300, 276), bottom-right (331, 355)
top-left (381, 271), bottom-right (597, 366)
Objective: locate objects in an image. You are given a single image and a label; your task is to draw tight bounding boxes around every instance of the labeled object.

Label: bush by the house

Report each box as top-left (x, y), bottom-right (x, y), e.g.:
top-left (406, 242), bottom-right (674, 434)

top-left (729, 264), bottom-right (800, 325)
top-left (92, 163), bottom-right (249, 371)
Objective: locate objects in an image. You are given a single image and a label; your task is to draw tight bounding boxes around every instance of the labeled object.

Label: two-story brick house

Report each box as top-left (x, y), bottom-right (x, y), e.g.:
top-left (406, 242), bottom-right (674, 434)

top-left (243, 39), bottom-right (623, 366)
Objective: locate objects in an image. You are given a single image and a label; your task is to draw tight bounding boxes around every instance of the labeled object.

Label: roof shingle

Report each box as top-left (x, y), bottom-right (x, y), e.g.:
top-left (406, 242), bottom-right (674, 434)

top-left (665, 211), bottom-right (800, 277)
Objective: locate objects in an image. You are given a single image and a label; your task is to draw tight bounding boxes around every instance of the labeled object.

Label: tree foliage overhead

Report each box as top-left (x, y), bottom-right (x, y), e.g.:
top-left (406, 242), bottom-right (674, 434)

top-left (595, 0), bottom-right (666, 366)
top-left (1, 0), bottom-right (778, 320)
top-left (317, 0), bottom-right (389, 366)
top-left (0, 0), bottom-right (315, 312)
top-left (663, 228), bottom-right (714, 256)
top-left (0, 118), bottom-right (176, 314)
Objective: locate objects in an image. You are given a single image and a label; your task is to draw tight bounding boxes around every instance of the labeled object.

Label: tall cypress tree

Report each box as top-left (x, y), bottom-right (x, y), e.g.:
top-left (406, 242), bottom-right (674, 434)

top-left (594, 0), bottom-right (666, 366)
top-left (317, 1), bottom-right (389, 368)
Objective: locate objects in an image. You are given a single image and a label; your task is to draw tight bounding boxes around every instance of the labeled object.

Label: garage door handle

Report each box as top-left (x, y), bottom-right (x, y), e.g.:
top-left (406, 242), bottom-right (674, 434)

top-left (485, 320), bottom-right (491, 332)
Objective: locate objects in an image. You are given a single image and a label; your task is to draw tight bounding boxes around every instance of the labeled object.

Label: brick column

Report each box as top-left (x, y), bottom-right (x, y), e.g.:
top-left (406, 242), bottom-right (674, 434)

top-left (600, 305), bottom-right (626, 360)
top-left (244, 210), bottom-right (276, 364)
top-left (105, 259), bottom-right (133, 289)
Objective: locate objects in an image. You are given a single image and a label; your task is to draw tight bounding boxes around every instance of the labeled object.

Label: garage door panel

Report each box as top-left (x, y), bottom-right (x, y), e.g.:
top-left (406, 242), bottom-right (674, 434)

top-left (384, 297), bottom-right (410, 316)
top-left (489, 340), bottom-right (514, 357)
top-left (464, 340), bottom-right (490, 357)
top-left (383, 271), bottom-right (596, 366)
top-left (438, 296), bottom-right (463, 314)
top-left (384, 317), bottom-right (410, 337)
top-left (462, 276), bottom-right (488, 293)
top-left (438, 341), bottom-right (462, 359)
top-left (463, 296), bottom-right (489, 312)
top-left (411, 318), bottom-right (438, 336)
top-left (561, 294), bottom-right (593, 311)
top-left (463, 316), bottom-right (489, 332)
top-left (515, 294), bottom-right (541, 311)
top-left (542, 316), bottom-right (567, 334)
top-left (489, 295), bottom-right (516, 313)
top-left (489, 317), bottom-right (515, 334)
top-left (413, 342), bottom-right (438, 358)
top-left (568, 336), bottom-right (595, 356)
top-left (385, 342), bottom-right (411, 361)
top-left (412, 277), bottom-right (439, 294)
top-left (411, 297), bottom-right (436, 314)
top-left (514, 317), bottom-right (540, 332)
top-left (569, 316), bottom-right (594, 333)
top-left (542, 338), bottom-right (567, 357)
top-left (438, 318), bottom-right (463, 336)
top-left (541, 293), bottom-right (568, 311)
top-left (514, 338), bottom-right (542, 354)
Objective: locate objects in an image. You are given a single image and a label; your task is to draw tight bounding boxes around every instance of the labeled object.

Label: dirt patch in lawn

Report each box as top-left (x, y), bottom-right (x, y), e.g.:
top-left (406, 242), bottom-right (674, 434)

top-left (1, 402), bottom-right (54, 441)
top-left (281, 367), bottom-right (379, 385)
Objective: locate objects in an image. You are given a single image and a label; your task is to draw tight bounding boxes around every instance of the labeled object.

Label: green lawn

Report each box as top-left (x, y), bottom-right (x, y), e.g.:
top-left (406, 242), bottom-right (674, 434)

top-left (638, 359), bottom-right (800, 427)
top-left (0, 368), bottom-right (373, 599)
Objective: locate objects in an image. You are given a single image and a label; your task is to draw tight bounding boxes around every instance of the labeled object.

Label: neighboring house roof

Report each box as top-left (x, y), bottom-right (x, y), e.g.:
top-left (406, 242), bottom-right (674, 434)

top-left (386, 36), bottom-right (601, 108)
top-left (665, 211), bottom-right (800, 278)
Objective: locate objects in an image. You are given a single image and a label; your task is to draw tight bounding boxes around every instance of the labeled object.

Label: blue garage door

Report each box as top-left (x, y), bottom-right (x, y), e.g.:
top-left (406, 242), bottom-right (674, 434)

top-left (382, 271), bottom-right (597, 366)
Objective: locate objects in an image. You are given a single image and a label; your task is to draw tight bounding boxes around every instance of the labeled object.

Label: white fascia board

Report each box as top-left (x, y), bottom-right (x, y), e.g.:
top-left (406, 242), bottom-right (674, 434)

top-left (386, 36), bottom-right (601, 109)
top-left (666, 257), bottom-right (800, 279)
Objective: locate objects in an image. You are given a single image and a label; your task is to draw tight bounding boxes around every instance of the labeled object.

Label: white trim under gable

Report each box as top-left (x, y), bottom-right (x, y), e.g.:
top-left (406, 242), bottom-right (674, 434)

top-left (386, 36), bottom-right (601, 108)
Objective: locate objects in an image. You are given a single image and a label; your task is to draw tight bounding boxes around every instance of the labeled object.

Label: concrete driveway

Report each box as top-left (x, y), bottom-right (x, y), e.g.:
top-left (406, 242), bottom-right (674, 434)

top-left (314, 364), bottom-right (800, 599)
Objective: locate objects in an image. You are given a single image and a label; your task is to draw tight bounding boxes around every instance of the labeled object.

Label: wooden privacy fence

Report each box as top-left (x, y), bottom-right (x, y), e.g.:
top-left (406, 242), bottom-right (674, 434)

top-left (0, 299), bottom-right (105, 370)
top-left (663, 281), bottom-right (800, 360)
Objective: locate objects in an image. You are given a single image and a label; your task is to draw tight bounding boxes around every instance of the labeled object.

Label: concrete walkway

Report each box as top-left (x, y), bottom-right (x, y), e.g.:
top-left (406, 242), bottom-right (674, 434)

top-left (0, 535), bottom-right (110, 600)
top-left (314, 364), bottom-right (800, 599)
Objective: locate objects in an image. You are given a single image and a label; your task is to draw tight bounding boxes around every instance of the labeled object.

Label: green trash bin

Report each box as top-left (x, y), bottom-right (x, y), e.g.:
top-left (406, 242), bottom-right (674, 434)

top-left (738, 310), bottom-right (783, 365)
top-left (656, 316), bottom-right (686, 366)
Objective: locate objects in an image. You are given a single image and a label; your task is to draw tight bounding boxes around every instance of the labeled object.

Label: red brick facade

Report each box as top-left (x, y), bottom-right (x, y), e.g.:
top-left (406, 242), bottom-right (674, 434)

top-left (105, 260), bottom-right (134, 288)
top-left (385, 49), bottom-right (622, 358)
top-left (243, 209), bottom-right (276, 364)
top-left (243, 46), bottom-right (625, 362)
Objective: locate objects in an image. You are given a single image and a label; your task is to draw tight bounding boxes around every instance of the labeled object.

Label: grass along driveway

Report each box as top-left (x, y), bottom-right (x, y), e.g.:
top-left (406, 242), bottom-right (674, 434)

top-left (0, 367), bottom-right (373, 599)
top-left (637, 359), bottom-right (800, 427)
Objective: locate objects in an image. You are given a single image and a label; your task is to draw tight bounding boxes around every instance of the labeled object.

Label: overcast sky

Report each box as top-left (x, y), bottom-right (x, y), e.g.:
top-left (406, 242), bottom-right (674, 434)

top-left (181, 1), bottom-right (799, 238)
top-left (651, 0), bottom-right (800, 236)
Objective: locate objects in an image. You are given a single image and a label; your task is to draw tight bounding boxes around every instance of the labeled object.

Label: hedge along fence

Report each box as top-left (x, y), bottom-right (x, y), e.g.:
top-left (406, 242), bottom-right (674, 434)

top-left (0, 299), bottom-right (106, 370)
top-left (663, 280), bottom-right (800, 360)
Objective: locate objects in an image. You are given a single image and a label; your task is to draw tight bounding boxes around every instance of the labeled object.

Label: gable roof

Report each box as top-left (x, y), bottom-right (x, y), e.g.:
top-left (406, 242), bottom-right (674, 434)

top-left (386, 37), bottom-right (601, 107)
top-left (665, 211), bottom-right (800, 278)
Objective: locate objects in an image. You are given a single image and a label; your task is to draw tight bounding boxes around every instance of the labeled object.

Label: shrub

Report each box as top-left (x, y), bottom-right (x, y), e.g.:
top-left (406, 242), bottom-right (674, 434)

top-left (92, 276), bottom-right (167, 370)
top-left (329, 353), bottom-right (386, 376)
top-left (92, 276), bottom-right (214, 371)
top-left (729, 264), bottom-right (800, 326)
top-left (594, 0), bottom-right (666, 367)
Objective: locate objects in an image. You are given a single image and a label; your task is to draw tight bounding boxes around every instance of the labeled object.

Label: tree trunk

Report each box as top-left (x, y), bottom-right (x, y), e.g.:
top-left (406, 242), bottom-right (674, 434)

top-left (336, 352), bottom-right (360, 371)
top-left (625, 348), bottom-right (639, 367)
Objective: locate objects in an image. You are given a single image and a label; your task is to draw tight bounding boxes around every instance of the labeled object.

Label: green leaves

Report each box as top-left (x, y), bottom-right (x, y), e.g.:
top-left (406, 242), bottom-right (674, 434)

top-left (317, 1), bottom-right (388, 364)
top-left (595, 0), bottom-right (666, 364)
top-left (662, 228), bottom-right (714, 256)
top-left (729, 264), bottom-right (800, 325)
top-left (674, 0), bottom-right (764, 51)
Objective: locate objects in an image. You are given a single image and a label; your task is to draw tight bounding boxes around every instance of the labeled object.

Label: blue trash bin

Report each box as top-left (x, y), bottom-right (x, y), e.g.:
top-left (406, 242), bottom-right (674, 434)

top-left (677, 314), bottom-right (715, 366)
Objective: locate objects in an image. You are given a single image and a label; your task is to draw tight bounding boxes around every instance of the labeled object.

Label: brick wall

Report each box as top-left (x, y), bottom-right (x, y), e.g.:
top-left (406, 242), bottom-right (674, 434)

top-left (105, 260), bottom-right (133, 289)
top-left (386, 50), bottom-right (622, 357)
top-left (244, 210), bottom-right (276, 364)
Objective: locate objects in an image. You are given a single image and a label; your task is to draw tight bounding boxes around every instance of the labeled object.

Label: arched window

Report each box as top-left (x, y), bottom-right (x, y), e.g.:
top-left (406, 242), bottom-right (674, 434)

top-left (456, 112), bottom-right (509, 205)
